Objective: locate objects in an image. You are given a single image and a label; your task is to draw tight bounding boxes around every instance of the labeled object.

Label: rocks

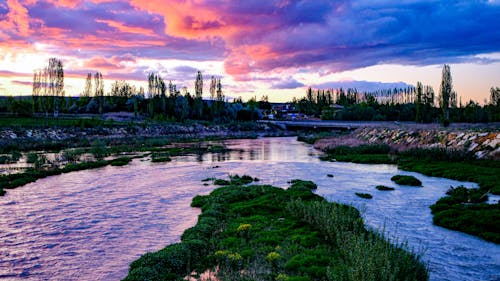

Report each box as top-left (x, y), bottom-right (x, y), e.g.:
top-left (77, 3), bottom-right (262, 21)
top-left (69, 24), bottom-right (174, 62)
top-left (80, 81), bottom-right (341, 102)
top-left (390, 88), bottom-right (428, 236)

top-left (351, 127), bottom-right (499, 160)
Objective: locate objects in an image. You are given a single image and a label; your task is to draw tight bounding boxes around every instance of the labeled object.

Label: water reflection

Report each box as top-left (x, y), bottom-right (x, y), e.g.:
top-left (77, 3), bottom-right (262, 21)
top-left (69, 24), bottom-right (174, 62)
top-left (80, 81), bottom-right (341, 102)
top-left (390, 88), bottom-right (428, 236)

top-left (0, 137), bottom-right (498, 281)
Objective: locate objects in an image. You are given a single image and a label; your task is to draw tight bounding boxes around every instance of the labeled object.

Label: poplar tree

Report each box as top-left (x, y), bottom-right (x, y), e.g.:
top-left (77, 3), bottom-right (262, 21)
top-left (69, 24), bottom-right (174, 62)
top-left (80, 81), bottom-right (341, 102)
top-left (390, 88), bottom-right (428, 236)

top-left (415, 82), bottom-right (423, 122)
top-left (439, 64), bottom-right (452, 126)
top-left (209, 76), bottom-right (216, 100)
top-left (193, 71), bottom-right (204, 118)
top-left (94, 72), bottom-right (104, 114)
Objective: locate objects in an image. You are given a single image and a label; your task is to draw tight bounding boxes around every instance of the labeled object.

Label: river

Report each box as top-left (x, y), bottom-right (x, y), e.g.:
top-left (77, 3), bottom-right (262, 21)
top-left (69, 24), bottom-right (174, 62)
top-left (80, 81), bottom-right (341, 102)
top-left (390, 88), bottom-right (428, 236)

top-left (0, 137), bottom-right (498, 280)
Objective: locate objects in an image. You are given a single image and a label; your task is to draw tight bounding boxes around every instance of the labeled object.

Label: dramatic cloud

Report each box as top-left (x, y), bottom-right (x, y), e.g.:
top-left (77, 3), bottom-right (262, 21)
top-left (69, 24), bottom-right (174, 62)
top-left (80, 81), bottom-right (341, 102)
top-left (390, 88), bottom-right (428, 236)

top-left (271, 77), bottom-right (305, 89)
top-left (313, 80), bottom-right (413, 92)
top-left (0, 0), bottom-right (498, 100)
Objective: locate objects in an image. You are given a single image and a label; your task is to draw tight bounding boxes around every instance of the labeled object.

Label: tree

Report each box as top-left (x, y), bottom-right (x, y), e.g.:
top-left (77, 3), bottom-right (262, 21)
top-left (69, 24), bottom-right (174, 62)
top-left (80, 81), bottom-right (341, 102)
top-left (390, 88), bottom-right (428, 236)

top-left (32, 70), bottom-right (42, 113)
top-left (439, 64), bottom-right (453, 126)
top-left (209, 76), bottom-right (216, 100)
top-left (31, 58), bottom-right (64, 117)
top-left (80, 73), bottom-right (92, 107)
top-left (415, 82), bottom-right (423, 122)
top-left (195, 71), bottom-right (203, 98)
top-left (490, 87), bottom-right (500, 106)
top-left (94, 72), bottom-right (104, 114)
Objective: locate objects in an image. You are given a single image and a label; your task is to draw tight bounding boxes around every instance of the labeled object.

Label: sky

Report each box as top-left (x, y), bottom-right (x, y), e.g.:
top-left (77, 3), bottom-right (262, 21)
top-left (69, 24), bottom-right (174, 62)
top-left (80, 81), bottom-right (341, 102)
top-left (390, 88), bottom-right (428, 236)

top-left (0, 0), bottom-right (499, 103)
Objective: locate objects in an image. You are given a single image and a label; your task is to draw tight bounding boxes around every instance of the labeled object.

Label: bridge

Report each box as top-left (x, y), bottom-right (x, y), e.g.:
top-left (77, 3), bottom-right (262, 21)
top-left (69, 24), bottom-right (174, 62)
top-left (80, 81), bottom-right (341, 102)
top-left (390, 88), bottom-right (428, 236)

top-left (259, 120), bottom-right (404, 131)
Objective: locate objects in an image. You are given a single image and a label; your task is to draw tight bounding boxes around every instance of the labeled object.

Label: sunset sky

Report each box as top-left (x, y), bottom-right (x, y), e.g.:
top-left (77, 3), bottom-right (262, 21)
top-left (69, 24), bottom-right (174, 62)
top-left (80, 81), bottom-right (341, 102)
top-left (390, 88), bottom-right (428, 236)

top-left (0, 0), bottom-right (499, 102)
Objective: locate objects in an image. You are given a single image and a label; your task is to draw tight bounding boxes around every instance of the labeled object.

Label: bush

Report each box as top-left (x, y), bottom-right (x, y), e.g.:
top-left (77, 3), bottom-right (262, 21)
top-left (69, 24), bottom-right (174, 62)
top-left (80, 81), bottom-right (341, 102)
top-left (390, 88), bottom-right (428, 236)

top-left (90, 140), bottom-right (108, 160)
top-left (391, 175), bottom-right (422, 186)
top-left (110, 157), bottom-right (132, 166)
top-left (26, 152), bottom-right (39, 163)
top-left (355, 192), bottom-right (373, 199)
top-left (376, 185), bottom-right (395, 191)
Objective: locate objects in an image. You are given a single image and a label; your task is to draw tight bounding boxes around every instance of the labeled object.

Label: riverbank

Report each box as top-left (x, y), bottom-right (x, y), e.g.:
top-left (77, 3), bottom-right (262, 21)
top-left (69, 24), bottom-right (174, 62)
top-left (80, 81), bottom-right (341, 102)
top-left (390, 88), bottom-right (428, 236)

top-left (314, 127), bottom-right (500, 160)
top-left (0, 119), bottom-right (284, 153)
top-left (0, 136), bottom-right (235, 196)
top-left (125, 177), bottom-right (428, 281)
top-left (308, 130), bottom-right (499, 244)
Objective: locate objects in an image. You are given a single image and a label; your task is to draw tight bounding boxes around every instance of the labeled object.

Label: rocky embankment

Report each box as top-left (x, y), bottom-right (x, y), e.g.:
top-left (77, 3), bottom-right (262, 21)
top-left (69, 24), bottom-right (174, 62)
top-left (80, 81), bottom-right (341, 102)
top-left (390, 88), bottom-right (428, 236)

top-left (315, 127), bottom-right (500, 160)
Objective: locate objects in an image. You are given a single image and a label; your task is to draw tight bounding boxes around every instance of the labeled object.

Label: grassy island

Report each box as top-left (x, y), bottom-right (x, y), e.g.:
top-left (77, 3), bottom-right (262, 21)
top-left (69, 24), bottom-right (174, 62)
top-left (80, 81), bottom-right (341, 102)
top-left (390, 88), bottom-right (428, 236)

top-left (124, 179), bottom-right (428, 281)
top-left (321, 143), bottom-right (500, 243)
top-left (391, 175), bottom-right (422, 186)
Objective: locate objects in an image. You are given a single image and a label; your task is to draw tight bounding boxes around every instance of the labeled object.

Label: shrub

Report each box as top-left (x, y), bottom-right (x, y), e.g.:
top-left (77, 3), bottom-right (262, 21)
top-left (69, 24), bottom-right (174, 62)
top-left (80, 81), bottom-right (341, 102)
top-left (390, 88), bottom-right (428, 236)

top-left (376, 185), bottom-right (395, 191)
top-left (391, 175), bottom-right (422, 186)
top-left (110, 157), bottom-right (132, 166)
top-left (214, 179), bottom-right (230, 186)
top-left (355, 192), bottom-right (373, 199)
top-left (90, 140), bottom-right (108, 160)
top-left (26, 152), bottom-right (39, 163)
top-left (151, 152), bottom-right (171, 163)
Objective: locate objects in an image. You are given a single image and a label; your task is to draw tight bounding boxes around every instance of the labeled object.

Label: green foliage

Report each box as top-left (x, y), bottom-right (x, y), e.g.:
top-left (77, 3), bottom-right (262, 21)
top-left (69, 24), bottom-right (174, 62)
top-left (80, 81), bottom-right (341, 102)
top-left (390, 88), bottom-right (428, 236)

top-left (391, 175), bottom-right (422, 186)
top-left (214, 179), bottom-right (230, 186)
top-left (376, 185), bottom-right (395, 191)
top-left (90, 140), bottom-right (108, 160)
top-left (61, 148), bottom-right (84, 163)
top-left (0, 150), bottom-right (22, 164)
top-left (430, 186), bottom-right (499, 243)
top-left (26, 152), bottom-right (39, 163)
top-left (289, 179), bottom-right (318, 190)
top-left (109, 157), bottom-right (132, 166)
top-left (321, 144), bottom-right (394, 164)
top-left (125, 179), bottom-right (428, 281)
top-left (323, 143), bottom-right (500, 242)
top-left (355, 192), bottom-right (373, 199)
top-left (151, 152), bottom-right (171, 163)
top-left (229, 174), bottom-right (259, 185)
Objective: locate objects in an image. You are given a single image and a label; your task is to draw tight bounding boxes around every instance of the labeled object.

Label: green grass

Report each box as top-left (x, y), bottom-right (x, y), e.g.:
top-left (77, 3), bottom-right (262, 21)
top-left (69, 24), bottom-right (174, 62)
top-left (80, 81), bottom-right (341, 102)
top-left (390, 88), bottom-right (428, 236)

top-left (355, 192), bottom-right (373, 199)
top-left (376, 185), bottom-right (395, 191)
top-left (321, 144), bottom-right (500, 243)
top-left (391, 175), bottom-right (422, 186)
top-left (0, 116), bottom-right (117, 128)
top-left (124, 180), bottom-right (428, 281)
top-left (430, 186), bottom-right (499, 243)
top-left (109, 157), bottom-right (133, 166)
top-left (151, 152), bottom-right (172, 163)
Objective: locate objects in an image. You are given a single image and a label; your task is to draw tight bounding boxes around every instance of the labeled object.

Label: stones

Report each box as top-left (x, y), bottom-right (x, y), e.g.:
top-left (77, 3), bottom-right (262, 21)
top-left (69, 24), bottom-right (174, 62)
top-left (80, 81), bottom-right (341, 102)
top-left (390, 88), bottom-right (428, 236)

top-left (353, 127), bottom-right (499, 160)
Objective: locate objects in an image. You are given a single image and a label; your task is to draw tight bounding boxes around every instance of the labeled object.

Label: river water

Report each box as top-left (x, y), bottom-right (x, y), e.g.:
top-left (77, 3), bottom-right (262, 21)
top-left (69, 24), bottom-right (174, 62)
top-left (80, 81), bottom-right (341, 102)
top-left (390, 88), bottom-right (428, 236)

top-left (0, 137), bottom-right (498, 281)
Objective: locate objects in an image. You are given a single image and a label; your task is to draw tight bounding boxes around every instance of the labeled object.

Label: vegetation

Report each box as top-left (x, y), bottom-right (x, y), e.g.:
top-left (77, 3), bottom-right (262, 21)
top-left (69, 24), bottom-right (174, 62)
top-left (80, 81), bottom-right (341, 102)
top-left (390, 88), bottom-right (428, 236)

top-left (151, 152), bottom-right (172, 163)
top-left (391, 175), bottom-right (422, 186)
top-left (321, 144), bottom-right (394, 164)
top-left (125, 180), bottom-right (428, 280)
top-left (0, 140), bottom-right (230, 196)
top-left (321, 143), bottom-right (500, 243)
top-left (376, 185), bottom-right (395, 191)
top-left (355, 192), bottom-right (373, 199)
top-left (430, 186), bottom-right (499, 243)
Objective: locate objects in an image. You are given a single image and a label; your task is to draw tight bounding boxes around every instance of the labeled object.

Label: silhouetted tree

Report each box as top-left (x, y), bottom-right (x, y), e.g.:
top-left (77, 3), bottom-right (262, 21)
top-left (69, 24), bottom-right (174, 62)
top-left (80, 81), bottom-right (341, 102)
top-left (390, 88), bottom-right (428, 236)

top-left (94, 72), bottom-right (104, 114)
top-left (439, 64), bottom-right (452, 126)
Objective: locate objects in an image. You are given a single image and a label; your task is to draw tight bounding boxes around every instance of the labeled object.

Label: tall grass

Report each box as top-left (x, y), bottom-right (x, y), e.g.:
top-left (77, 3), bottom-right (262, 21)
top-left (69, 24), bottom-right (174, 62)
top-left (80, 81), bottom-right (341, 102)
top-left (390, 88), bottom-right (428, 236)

top-left (287, 199), bottom-right (428, 281)
top-left (125, 181), bottom-right (428, 281)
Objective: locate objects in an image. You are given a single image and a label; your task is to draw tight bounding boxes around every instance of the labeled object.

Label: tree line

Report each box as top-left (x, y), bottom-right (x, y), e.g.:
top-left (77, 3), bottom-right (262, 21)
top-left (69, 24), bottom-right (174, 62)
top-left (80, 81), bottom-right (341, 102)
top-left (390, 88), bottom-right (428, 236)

top-left (0, 60), bottom-right (498, 124)
top-left (293, 65), bottom-right (500, 124)
top-left (0, 58), bottom-right (264, 122)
